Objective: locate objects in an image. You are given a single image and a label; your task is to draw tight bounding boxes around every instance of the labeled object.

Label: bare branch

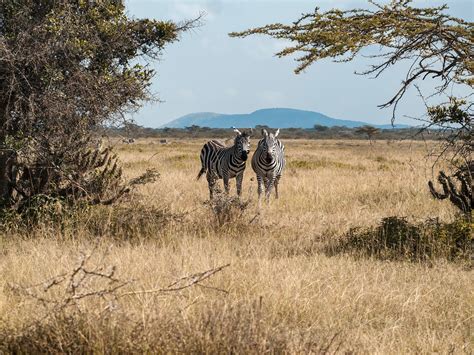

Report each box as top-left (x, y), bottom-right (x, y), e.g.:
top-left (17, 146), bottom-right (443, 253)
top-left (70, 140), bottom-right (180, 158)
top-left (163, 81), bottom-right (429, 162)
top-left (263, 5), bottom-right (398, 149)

top-left (119, 263), bottom-right (231, 297)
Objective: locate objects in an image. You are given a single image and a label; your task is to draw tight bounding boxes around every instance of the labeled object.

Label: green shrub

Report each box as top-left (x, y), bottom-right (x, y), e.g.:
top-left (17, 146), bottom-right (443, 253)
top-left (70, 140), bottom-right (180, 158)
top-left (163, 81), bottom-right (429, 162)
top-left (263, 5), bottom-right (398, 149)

top-left (326, 216), bottom-right (472, 262)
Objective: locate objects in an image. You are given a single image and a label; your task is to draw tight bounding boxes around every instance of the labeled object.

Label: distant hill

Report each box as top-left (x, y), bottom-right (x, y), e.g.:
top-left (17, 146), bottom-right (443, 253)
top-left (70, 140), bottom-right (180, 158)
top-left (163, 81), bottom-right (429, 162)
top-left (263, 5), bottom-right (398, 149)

top-left (160, 108), bottom-right (409, 129)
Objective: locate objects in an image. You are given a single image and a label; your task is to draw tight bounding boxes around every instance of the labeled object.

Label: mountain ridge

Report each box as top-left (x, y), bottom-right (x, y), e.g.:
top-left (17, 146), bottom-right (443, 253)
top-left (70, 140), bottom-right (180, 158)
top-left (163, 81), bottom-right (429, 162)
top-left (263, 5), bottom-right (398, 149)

top-left (160, 108), bottom-right (410, 129)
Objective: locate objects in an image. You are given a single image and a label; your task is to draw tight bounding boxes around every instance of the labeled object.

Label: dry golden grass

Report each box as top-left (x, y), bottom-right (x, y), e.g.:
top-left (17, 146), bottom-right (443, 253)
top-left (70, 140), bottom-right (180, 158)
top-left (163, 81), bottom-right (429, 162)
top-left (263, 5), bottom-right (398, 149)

top-left (0, 139), bottom-right (472, 353)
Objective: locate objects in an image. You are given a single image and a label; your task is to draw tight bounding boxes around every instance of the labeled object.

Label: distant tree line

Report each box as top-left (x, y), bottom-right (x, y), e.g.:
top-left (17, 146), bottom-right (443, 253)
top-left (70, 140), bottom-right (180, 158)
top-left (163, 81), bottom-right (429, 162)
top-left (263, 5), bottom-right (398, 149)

top-left (108, 123), bottom-right (447, 142)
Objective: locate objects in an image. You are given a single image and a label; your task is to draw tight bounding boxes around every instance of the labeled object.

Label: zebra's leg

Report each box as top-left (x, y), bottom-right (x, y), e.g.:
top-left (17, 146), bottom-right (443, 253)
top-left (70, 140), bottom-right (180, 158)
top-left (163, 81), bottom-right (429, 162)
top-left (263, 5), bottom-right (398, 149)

top-left (223, 175), bottom-right (230, 195)
top-left (256, 175), bottom-right (264, 203)
top-left (274, 176), bottom-right (280, 199)
top-left (265, 178), bottom-right (275, 203)
top-left (236, 173), bottom-right (243, 197)
top-left (207, 173), bottom-right (216, 199)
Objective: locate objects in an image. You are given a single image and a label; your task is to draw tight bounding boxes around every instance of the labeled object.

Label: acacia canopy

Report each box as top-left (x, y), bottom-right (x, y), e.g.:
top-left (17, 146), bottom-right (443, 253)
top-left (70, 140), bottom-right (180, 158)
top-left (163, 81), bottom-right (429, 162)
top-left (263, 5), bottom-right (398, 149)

top-left (230, 0), bottom-right (473, 119)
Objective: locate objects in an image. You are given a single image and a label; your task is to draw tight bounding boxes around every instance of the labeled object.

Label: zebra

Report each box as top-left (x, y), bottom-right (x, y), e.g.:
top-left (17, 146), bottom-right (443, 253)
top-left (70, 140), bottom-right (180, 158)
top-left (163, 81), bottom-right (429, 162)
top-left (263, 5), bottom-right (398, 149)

top-left (251, 128), bottom-right (285, 203)
top-left (197, 128), bottom-right (252, 198)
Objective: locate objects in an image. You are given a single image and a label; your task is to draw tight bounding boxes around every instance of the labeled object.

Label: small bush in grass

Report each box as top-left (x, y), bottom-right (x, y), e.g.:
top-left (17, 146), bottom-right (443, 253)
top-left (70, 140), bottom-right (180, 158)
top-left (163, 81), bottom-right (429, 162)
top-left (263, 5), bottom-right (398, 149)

top-left (204, 190), bottom-right (253, 229)
top-left (326, 216), bottom-right (472, 262)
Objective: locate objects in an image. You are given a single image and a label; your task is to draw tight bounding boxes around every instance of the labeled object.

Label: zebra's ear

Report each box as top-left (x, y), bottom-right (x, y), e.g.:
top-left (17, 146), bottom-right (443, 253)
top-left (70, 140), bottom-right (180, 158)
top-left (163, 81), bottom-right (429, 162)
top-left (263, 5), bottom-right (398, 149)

top-left (274, 129), bottom-right (280, 137)
top-left (232, 127), bottom-right (242, 135)
top-left (261, 129), bottom-right (268, 137)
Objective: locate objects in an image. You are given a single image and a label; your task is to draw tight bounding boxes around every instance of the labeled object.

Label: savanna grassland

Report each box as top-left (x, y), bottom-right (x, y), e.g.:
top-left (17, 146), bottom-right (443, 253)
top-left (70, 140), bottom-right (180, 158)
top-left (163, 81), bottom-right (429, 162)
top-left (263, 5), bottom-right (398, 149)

top-left (0, 138), bottom-right (472, 353)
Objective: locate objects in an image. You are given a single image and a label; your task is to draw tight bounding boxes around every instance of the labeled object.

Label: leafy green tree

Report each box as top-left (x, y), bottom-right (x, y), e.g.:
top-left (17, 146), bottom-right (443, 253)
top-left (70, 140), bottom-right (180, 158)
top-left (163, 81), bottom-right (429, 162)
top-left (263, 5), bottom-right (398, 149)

top-left (0, 0), bottom-right (197, 211)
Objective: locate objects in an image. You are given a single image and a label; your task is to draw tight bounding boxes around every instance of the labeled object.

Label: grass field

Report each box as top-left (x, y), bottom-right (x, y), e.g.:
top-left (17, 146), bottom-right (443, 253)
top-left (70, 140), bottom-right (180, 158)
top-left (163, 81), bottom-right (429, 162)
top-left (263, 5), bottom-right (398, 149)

top-left (0, 138), bottom-right (472, 353)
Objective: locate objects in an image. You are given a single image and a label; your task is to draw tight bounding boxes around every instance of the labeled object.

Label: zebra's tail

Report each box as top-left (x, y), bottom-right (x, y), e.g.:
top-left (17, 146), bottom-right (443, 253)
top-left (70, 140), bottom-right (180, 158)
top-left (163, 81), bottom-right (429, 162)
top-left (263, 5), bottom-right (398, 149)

top-left (197, 166), bottom-right (206, 180)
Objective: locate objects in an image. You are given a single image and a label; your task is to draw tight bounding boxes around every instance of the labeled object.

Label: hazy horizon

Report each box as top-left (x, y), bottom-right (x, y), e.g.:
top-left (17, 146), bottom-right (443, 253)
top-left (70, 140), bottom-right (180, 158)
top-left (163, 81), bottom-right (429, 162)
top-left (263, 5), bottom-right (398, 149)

top-left (157, 107), bottom-right (414, 129)
top-left (125, 0), bottom-right (473, 128)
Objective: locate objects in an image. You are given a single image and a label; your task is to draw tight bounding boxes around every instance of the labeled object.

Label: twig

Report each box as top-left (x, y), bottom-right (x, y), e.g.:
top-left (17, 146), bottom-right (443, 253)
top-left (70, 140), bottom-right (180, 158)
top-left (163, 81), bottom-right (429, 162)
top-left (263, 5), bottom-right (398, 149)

top-left (119, 263), bottom-right (230, 297)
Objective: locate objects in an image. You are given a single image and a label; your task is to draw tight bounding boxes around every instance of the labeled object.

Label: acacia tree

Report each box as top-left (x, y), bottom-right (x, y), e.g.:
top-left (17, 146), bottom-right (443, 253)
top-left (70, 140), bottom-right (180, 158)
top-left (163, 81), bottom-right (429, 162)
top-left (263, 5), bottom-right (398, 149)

top-left (0, 0), bottom-right (196, 211)
top-left (355, 125), bottom-right (380, 144)
top-left (230, 0), bottom-right (472, 216)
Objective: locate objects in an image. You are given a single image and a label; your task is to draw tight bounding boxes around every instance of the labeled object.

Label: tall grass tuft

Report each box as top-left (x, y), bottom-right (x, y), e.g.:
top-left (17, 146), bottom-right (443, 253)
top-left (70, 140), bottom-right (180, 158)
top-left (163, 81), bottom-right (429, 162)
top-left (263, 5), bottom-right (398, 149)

top-left (0, 199), bottom-right (183, 240)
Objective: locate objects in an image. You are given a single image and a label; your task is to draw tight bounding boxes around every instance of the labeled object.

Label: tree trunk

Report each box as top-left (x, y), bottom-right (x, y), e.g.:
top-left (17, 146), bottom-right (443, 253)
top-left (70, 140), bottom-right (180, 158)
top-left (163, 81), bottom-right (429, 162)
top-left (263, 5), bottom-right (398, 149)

top-left (0, 149), bottom-right (16, 207)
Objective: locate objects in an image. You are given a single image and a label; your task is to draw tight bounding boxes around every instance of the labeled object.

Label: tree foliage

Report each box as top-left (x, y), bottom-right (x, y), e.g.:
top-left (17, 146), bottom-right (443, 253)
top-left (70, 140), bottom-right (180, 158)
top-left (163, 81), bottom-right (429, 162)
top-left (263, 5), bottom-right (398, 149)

top-left (313, 124), bottom-right (329, 132)
top-left (355, 125), bottom-right (379, 143)
top-left (230, 0), bottom-right (473, 117)
top-left (0, 0), bottom-right (196, 211)
top-left (425, 97), bottom-right (472, 164)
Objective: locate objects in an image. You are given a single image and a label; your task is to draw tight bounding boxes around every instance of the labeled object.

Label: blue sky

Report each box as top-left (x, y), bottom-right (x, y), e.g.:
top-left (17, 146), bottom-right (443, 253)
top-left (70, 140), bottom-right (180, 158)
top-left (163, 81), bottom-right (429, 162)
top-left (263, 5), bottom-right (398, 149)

top-left (125, 0), bottom-right (473, 128)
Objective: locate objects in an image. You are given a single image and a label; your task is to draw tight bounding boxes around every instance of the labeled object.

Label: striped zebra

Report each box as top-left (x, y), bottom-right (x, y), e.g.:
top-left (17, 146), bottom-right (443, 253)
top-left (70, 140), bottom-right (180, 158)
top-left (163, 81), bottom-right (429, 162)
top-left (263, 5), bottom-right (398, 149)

top-left (251, 128), bottom-right (285, 203)
top-left (197, 128), bottom-right (252, 198)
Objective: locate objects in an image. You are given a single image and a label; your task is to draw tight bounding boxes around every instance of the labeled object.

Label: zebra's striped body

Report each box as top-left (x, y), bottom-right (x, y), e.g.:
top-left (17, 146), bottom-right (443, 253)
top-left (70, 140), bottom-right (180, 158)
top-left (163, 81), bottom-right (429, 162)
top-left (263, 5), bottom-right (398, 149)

top-left (251, 129), bottom-right (285, 202)
top-left (197, 129), bottom-right (251, 198)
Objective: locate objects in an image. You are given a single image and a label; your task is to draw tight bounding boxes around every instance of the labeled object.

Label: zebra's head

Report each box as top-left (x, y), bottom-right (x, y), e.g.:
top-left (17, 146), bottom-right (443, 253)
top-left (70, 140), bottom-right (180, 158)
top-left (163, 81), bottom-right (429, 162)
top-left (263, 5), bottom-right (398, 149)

top-left (261, 129), bottom-right (280, 162)
top-left (233, 127), bottom-right (251, 161)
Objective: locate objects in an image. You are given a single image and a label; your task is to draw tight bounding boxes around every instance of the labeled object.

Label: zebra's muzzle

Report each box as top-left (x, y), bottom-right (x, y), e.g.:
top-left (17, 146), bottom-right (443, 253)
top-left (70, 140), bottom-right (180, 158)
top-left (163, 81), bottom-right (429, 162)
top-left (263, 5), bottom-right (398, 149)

top-left (241, 150), bottom-right (248, 161)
